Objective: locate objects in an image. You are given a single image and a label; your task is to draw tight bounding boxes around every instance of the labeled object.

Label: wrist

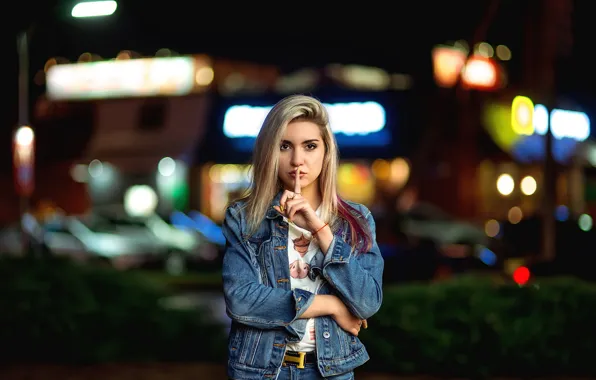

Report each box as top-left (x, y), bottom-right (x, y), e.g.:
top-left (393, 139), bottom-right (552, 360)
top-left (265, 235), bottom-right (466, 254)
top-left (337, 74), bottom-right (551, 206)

top-left (310, 220), bottom-right (327, 235)
top-left (327, 295), bottom-right (342, 317)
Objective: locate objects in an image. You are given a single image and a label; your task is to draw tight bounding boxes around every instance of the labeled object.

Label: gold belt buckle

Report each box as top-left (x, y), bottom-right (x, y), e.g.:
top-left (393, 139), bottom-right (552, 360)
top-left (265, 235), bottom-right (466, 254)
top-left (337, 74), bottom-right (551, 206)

top-left (284, 351), bottom-right (306, 369)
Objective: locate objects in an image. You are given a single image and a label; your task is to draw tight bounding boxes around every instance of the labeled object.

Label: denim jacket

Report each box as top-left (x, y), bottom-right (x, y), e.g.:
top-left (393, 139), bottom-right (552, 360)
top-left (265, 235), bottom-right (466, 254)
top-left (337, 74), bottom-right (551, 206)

top-left (222, 191), bottom-right (384, 379)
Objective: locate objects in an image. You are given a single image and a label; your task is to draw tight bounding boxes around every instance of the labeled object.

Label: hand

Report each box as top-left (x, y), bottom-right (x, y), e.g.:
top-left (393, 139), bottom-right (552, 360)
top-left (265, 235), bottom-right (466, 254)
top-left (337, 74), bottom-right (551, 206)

top-left (331, 300), bottom-right (366, 336)
top-left (273, 167), bottom-right (324, 232)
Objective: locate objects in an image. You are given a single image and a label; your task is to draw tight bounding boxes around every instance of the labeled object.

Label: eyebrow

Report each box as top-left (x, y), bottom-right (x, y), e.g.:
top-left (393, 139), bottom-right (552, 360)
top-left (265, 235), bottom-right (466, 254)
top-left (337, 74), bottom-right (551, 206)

top-left (281, 139), bottom-right (321, 145)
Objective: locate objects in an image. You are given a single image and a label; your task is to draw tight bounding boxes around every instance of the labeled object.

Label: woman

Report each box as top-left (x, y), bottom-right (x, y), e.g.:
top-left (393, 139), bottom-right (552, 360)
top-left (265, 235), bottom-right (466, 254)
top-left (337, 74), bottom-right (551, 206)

top-left (222, 95), bottom-right (384, 379)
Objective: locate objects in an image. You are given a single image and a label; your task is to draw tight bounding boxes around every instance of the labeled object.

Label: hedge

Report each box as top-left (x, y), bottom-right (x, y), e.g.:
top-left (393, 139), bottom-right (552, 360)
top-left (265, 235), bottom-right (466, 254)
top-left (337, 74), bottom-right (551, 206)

top-left (2, 256), bottom-right (595, 378)
top-left (360, 274), bottom-right (596, 378)
top-left (0, 256), bottom-right (227, 364)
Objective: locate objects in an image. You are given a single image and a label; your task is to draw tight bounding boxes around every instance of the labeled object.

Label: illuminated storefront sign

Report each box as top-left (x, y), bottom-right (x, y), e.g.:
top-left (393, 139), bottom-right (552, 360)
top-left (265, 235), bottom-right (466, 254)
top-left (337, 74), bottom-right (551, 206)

top-left (534, 105), bottom-right (590, 141)
top-left (47, 57), bottom-right (205, 100)
top-left (512, 103), bottom-right (590, 163)
top-left (485, 96), bottom-right (591, 164)
top-left (511, 96), bottom-right (590, 141)
top-left (223, 101), bottom-right (390, 150)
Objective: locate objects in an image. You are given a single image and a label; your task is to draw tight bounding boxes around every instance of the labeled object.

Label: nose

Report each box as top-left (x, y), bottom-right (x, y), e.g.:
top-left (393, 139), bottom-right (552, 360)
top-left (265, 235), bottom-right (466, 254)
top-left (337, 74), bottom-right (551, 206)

top-left (290, 149), bottom-right (304, 168)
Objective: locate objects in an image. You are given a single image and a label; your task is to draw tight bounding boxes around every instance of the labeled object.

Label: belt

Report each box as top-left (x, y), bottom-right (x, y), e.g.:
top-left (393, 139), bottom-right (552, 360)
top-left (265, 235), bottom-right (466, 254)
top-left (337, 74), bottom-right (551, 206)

top-left (283, 351), bottom-right (316, 369)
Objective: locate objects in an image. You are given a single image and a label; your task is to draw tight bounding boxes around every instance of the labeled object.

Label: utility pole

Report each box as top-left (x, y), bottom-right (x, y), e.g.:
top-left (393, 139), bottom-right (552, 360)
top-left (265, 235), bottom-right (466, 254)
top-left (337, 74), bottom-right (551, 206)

top-left (536, 0), bottom-right (573, 261)
top-left (406, 0), bottom-right (501, 218)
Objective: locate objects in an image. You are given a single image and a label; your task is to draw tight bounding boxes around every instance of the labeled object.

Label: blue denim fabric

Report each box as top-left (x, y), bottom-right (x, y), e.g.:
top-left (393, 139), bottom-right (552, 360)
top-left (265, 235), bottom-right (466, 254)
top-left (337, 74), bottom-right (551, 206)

top-left (222, 191), bottom-right (384, 380)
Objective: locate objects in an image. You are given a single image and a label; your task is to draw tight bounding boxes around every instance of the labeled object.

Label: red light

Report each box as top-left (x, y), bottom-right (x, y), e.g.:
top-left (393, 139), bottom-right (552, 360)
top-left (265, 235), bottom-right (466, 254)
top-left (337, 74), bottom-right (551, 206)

top-left (513, 266), bottom-right (531, 285)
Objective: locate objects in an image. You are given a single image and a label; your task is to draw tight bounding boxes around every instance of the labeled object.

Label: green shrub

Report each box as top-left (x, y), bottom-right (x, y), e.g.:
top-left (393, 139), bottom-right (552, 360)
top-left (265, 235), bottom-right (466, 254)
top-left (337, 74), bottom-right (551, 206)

top-left (0, 256), bottom-right (227, 364)
top-left (360, 275), bottom-right (596, 378)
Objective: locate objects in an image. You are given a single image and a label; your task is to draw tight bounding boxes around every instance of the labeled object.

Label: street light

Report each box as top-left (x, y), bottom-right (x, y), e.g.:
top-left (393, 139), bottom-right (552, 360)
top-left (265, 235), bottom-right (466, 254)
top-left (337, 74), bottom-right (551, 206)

top-left (431, 45), bottom-right (467, 88)
top-left (460, 55), bottom-right (499, 90)
top-left (12, 126), bottom-right (35, 255)
top-left (72, 1), bottom-right (118, 18)
top-left (15, 1), bottom-right (118, 252)
top-left (431, 44), bottom-right (501, 91)
top-left (13, 126), bottom-right (35, 197)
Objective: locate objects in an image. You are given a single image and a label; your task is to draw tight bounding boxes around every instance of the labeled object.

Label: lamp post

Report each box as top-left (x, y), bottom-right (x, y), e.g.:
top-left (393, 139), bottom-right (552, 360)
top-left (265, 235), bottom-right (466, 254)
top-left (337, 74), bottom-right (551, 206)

top-left (14, 0), bottom-right (117, 254)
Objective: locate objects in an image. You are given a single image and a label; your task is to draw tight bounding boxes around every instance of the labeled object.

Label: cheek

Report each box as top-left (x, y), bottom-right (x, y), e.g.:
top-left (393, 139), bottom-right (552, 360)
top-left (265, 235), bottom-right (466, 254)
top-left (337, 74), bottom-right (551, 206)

top-left (310, 154), bottom-right (325, 174)
top-left (280, 155), bottom-right (295, 170)
top-left (277, 157), bottom-right (289, 176)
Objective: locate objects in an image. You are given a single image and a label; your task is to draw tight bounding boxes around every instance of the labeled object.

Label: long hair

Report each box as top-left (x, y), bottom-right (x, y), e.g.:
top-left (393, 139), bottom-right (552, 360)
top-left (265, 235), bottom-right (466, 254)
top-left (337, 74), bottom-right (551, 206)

top-left (242, 94), bottom-right (372, 251)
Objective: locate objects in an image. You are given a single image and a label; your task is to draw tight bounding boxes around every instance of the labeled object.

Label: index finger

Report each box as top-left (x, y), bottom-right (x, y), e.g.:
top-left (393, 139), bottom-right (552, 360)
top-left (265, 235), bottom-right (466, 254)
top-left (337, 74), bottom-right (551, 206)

top-left (294, 167), bottom-right (301, 194)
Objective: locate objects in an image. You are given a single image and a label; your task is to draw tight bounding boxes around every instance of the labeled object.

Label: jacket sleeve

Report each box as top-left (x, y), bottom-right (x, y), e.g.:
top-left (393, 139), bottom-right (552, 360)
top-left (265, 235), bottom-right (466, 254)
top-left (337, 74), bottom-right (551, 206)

top-left (310, 205), bottom-right (384, 320)
top-left (221, 205), bottom-right (314, 337)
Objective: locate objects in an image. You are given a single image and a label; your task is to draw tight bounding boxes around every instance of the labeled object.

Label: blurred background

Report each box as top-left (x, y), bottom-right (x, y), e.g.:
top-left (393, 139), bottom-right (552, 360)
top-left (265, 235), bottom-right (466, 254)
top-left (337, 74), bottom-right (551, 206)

top-left (2, 0), bottom-right (596, 378)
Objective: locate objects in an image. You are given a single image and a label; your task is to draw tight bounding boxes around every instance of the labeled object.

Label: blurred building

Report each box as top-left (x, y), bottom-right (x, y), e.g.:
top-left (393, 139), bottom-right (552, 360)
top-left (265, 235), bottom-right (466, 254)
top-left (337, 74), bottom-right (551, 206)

top-left (472, 95), bottom-right (593, 228)
top-left (4, 50), bottom-right (593, 235)
top-left (12, 55), bottom-right (413, 224)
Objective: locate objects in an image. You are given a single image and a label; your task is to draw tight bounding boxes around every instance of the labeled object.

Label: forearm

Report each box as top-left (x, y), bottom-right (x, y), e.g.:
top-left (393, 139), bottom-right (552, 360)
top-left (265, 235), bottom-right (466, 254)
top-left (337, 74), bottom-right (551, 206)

top-left (321, 237), bottom-right (384, 319)
top-left (312, 223), bottom-right (334, 254)
top-left (298, 294), bottom-right (340, 319)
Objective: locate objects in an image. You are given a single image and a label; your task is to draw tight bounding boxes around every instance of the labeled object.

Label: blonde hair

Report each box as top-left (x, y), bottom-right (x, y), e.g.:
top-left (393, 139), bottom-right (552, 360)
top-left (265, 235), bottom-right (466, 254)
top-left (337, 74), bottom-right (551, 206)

top-left (242, 95), bottom-right (339, 234)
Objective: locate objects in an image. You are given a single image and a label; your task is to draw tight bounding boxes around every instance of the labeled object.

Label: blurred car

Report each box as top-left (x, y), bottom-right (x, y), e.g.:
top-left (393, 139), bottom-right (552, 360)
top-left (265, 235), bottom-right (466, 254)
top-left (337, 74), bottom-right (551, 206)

top-left (92, 205), bottom-right (220, 273)
top-left (0, 213), bottom-right (173, 271)
top-left (399, 202), bottom-right (498, 260)
top-left (0, 213), bottom-right (48, 256)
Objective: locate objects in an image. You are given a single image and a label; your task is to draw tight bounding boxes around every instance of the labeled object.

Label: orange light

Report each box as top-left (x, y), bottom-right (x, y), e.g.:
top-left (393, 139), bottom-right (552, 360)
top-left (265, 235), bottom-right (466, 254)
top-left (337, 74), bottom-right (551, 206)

top-left (431, 46), bottom-right (467, 88)
top-left (461, 55), bottom-right (498, 90)
top-left (512, 266), bottom-right (531, 285)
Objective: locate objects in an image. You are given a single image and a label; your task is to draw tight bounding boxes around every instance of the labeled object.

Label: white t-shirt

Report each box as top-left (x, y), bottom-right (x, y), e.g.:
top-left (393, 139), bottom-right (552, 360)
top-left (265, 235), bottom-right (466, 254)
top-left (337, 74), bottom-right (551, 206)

top-left (285, 214), bottom-right (324, 353)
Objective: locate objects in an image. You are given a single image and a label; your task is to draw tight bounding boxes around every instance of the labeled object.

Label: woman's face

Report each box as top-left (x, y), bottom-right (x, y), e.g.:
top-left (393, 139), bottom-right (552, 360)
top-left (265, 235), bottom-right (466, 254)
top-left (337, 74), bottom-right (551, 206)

top-left (277, 120), bottom-right (325, 193)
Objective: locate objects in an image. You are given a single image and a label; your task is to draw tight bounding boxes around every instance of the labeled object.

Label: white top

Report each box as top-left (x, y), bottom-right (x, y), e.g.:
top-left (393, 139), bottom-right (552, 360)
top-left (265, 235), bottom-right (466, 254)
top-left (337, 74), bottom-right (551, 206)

top-left (285, 212), bottom-right (324, 353)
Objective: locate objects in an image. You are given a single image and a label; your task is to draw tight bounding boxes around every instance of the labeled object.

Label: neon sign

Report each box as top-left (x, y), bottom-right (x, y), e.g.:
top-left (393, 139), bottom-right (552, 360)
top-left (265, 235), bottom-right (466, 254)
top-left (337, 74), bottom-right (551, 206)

top-left (511, 96), bottom-right (590, 142)
top-left (223, 101), bottom-right (387, 138)
top-left (485, 97), bottom-right (592, 164)
top-left (533, 105), bottom-right (590, 141)
top-left (46, 57), bottom-right (198, 100)
top-left (507, 96), bottom-right (591, 163)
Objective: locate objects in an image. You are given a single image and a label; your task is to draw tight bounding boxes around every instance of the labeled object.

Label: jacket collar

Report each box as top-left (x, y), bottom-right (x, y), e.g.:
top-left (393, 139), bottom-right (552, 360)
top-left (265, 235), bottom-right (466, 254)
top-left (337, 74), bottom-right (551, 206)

top-left (265, 190), bottom-right (284, 220)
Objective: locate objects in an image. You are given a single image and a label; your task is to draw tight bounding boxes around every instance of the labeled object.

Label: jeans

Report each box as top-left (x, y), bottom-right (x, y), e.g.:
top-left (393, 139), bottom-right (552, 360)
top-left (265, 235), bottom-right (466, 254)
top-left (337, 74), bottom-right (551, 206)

top-left (276, 363), bottom-right (354, 380)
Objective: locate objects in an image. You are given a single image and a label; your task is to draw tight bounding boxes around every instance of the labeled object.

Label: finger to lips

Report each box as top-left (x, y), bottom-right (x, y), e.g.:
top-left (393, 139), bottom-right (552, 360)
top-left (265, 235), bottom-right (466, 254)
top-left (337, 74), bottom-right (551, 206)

top-left (294, 167), bottom-right (301, 195)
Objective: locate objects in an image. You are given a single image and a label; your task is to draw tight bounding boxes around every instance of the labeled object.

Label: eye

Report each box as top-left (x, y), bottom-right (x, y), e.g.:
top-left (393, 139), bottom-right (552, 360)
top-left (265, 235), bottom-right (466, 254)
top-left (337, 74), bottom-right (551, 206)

top-left (280, 143), bottom-right (290, 151)
top-left (306, 143), bottom-right (318, 150)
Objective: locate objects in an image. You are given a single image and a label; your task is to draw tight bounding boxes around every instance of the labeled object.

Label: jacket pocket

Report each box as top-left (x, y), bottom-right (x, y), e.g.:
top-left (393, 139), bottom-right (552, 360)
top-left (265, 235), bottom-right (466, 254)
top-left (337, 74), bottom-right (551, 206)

top-left (339, 328), bottom-right (361, 357)
top-left (230, 324), bottom-right (264, 366)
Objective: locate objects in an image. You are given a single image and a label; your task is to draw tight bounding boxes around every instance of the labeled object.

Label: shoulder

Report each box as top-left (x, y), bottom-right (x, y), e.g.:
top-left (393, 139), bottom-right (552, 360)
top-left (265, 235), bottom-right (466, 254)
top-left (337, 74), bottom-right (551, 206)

top-left (223, 200), bottom-right (248, 226)
top-left (226, 199), bottom-right (247, 215)
top-left (343, 200), bottom-right (372, 220)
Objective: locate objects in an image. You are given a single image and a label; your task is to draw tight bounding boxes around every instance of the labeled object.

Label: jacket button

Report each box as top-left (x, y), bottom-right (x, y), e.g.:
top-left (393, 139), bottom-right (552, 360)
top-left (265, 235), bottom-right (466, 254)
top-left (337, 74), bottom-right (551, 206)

top-left (323, 331), bottom-right (330, 339)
